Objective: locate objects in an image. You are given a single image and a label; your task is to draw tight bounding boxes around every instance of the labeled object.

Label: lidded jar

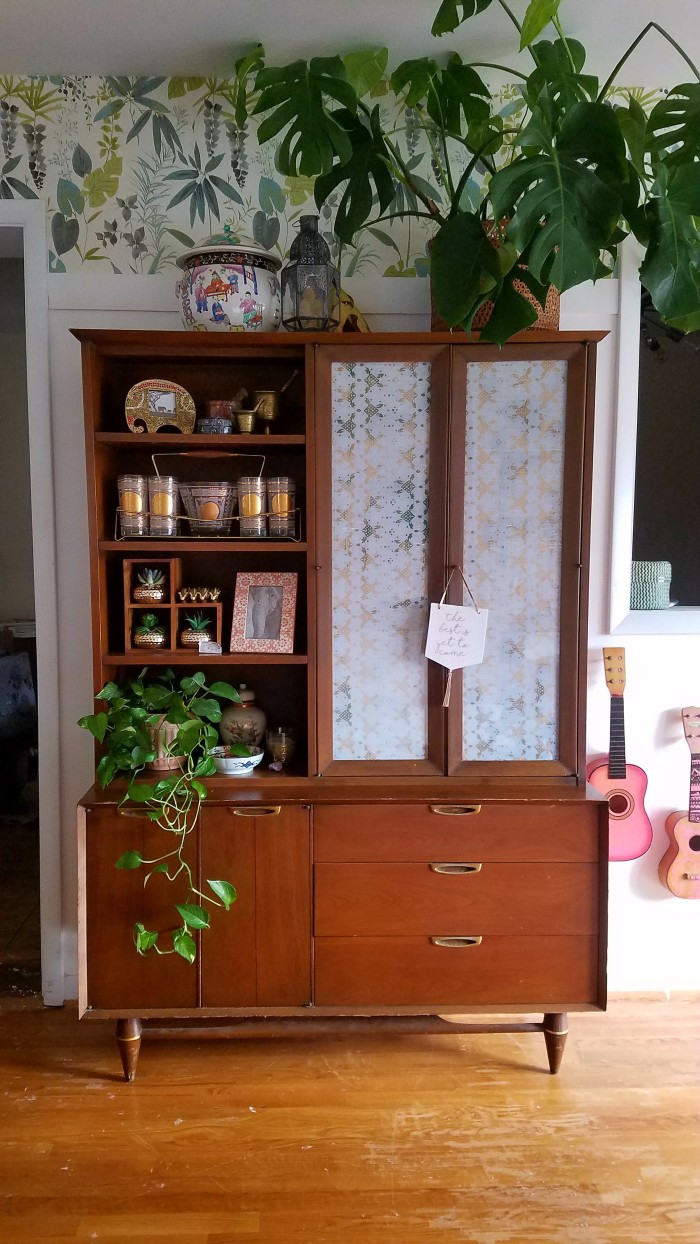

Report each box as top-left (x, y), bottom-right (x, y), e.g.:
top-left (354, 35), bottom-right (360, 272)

top-left (219, 684), bottom-right (267, 748)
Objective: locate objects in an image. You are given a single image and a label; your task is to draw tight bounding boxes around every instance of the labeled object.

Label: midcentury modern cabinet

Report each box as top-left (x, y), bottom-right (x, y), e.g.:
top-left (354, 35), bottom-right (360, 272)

top-left (76, 329), bottom-right (608, 1079)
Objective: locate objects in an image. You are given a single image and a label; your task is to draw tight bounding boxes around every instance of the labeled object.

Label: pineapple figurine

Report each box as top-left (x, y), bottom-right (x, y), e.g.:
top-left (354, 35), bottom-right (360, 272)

top-left (133, 612), bottom-right (168, 649)
top-left (133, 567), bottom-right (167, 603)
top-left (179, 610), bottom-right (213, 648)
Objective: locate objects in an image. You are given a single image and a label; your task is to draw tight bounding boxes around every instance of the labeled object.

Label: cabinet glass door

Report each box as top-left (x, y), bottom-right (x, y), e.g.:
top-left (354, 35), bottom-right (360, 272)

top-left (448, 344), bottom-right (591, 776)
top-left (315, 346), bottom-right (448, 773)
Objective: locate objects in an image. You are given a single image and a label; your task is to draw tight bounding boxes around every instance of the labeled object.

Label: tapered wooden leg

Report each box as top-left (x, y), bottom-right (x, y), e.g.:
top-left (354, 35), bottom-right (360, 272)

top-left (116, 1018), bottom-right (142, 1082)
top-left (543, 1012), bottom-right (568, 1074)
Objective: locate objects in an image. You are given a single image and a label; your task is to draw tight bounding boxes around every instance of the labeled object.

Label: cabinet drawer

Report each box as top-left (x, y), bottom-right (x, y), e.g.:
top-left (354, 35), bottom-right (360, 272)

top-left (314, 862), bottom-right (598, 936)
top-left (314, 803), bottom-right (600, 862)
top-left (315, 935), bottom-right (599, 1006)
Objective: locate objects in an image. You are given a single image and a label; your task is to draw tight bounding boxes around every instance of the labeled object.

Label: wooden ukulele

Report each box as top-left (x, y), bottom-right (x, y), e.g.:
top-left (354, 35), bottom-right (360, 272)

top-left (659, 707), bottom-right (700, 898)
top-left (587, 647), bottom-right (653, 862)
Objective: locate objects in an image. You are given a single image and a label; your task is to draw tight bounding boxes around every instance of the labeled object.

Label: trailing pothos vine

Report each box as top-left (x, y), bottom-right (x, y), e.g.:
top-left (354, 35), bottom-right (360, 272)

top-left (79, 669), bottom-right (247, 963)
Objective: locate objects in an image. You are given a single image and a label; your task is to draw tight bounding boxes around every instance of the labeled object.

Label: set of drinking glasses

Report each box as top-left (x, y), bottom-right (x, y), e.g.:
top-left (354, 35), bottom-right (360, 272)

top-left (117, 474), bottom-right (296, 539)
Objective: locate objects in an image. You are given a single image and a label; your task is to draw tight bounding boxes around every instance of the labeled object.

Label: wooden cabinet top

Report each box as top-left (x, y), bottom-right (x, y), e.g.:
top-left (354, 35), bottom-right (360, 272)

top-left (72, 328), bottom-right (608, 354)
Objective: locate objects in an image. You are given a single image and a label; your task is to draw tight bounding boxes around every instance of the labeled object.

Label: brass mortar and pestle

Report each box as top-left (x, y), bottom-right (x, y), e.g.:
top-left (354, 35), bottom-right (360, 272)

top-left (250, 370), bottom-right (299, 435)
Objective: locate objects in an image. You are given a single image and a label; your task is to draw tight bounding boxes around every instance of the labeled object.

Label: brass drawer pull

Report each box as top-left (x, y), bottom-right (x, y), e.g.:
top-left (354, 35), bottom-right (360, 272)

top-left (430, 935), bottom-right (483, 948)
top-left (429, 804), bottom-right (481, 816)
top-left (230, 806), bottom-right (281, 817)
top-left (430, 862), bottom-right (482, 874)
top-left (117, 808), bottom-right (152, 820)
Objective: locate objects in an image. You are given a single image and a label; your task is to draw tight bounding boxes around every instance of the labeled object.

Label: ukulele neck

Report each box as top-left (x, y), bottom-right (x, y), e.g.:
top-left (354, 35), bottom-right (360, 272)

top-left (608, 695), bottom-right (627, 780)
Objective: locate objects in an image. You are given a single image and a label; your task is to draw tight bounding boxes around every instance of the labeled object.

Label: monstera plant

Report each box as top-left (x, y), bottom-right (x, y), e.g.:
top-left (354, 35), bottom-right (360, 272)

top-left (247, 0), bottom-right (700, 344)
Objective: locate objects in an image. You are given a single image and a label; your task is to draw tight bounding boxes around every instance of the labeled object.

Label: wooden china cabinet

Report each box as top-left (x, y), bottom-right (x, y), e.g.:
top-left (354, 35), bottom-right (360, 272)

top-left (76, 328), bottom-right (608, 1080)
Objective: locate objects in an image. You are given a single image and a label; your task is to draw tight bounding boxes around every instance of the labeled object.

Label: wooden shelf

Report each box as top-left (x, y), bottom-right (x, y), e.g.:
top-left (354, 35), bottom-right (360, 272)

top-left (104, 652), bottom-right (308, 665)
top-left (95, 433), bottom-right (305, 447)
top-left (100, 540), bottom-right (307, 553)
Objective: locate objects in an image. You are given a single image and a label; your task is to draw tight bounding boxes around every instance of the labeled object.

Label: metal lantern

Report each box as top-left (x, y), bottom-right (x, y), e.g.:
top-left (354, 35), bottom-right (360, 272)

top-left (281, 215), bottom-right (340, 332)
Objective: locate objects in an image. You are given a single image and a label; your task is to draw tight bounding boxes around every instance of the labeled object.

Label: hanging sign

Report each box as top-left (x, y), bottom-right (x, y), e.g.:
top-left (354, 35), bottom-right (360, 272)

top-left (425, 602), bottom-right (488, 670)
top-left (424, 567), bottom-right (488, 706)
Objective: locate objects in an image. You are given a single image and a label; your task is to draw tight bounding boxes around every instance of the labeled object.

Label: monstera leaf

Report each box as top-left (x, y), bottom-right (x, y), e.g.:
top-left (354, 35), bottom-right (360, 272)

top-left (524, 39), bottom-right (598, 111)
top-left (431, 0), bottom-right (496, 37)
top-left (314, 107), bottom-right (395, 242)
top-left (478, 252), bottom-right (552, 346)
top-left (520, 0), bottom-right (562, 50)
top-left (640, 163), bottom-right (700, 333)
top-left (646, 84), bottom-right (700, 167)
top-left (392, 54), bottom-right (490, 135)
top-left (253, 56), bottom-right (358, 177)
top-left (430, 211), bottom-right (502, 326)
top-left (489, 101), bottom-right (627, 291)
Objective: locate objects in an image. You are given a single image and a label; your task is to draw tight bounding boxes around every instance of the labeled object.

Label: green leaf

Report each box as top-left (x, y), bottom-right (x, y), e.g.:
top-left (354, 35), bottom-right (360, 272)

top-left (72, 144), bottom-right (93, 177)
top-left (176, 903), bottom-right (210, 930)
top-left (489, 102), bottom-right (625, 293)
top-left (51, 212), bottom-right (79, 255)
top-left (641, 163), bottom-right (700, 333)
top-left (133, 923), bottom-right (159, 954)
top-left (430, 211), bottom-right (502, 327)
top-left (115, 850), bottom-right (143, 870)
top-left (4, 177), bottom-right (38, 200)
top-left (367, 226), bottom-right (401, 255)
top-left (168, 76), bottom-right (206, 98)
top-left (259, 175), bottom-right (286, 215)
top-left (188, 697), bottom-right (222, 722)
top-left (97, 681), bottom-right (121, 702)
top-left (173, 927), bottom-right (197, 963)
top-left (126, 781), bottom-right (155, 803)
top-left (78, 711), bottom-right (108, 741)
top-left (207, 879), bottom-right (237, 909)
top-left (234, 43), bottom-right (266, 127)
top-left (93, 99), bottom-right (123, 123)
top-left (520, 0), bottom-right (561, 50)
top-left (427, 55), bottom-right (490, 134)
top-left (390, 58), bottom-right (438, 109)
top-left (96, 755), bottom-right (117, 788)
top-left (314, 107), bottom-right (395, 242)
top-left (166, 227), bottom-right (195, 248)
top-left (431, 0), bottom-right (495, 37)
top-left (253, 56), bottom-right (357, 177)
top-left (181, 673), bottom-right (206, 693)
top-left (343, 49), bottom-right (388, 99)
top-left (209, 681), bottom-right (241, 702)
top-left (477, 262), bottom-right (547, 345)
top-left (83, 156), bottom-right (123, 207)
top-left (252, 209), bottom-right (281, 250)
top-left (615, 98), bottom-right (648, 181)
top-left (126, 110), bottom-right (150, 144)
top-left (647, 83), bottom-right (700, 167)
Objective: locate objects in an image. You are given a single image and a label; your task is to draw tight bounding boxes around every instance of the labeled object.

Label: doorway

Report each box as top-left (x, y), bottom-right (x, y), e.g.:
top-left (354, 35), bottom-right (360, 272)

top-left (0, 231), bottom-right (39, 994)
top-left (0, 202), bottom-right (62, 1005)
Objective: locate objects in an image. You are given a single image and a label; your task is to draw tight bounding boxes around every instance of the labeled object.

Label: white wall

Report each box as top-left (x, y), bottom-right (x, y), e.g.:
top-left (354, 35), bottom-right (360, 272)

top-left (48, 268), bottom-right (699, 1000)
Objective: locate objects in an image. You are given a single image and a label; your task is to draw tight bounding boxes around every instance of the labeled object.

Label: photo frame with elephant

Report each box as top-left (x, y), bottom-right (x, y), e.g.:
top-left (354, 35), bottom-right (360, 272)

top-left (230, 571), bottom-right (297, 653)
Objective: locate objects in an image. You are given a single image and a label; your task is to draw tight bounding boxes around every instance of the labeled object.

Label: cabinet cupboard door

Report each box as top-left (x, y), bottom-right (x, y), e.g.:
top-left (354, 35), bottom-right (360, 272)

top-left (448, 344), bottom-right (593, 776)
top-left (80, 807), bottom-right (197, 1011)
top-left (200, 804), bottom-right (311, 1007)
top-left (315, 346), bottom-right (449, 774)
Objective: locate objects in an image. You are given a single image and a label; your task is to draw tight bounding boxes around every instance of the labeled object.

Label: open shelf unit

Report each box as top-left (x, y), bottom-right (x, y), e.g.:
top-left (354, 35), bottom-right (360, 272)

top-left (78, 329), bottom-right (315, 777)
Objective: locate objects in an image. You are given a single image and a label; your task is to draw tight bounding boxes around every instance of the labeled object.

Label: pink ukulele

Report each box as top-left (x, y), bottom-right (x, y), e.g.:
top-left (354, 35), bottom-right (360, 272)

top-left (659, 707), bottom-right (700, 899)
top-left (587, 647), bottom-right (653, 862)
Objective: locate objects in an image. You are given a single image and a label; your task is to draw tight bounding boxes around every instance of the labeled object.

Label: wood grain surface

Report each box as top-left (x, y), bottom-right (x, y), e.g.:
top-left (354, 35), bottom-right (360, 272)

top-left (1, 994), bottom-right (697, 1243)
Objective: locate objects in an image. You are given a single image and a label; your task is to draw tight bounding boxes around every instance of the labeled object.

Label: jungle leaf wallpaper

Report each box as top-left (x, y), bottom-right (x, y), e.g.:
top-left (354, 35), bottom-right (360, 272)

top-left (0, 75), bottom-right (658, 279)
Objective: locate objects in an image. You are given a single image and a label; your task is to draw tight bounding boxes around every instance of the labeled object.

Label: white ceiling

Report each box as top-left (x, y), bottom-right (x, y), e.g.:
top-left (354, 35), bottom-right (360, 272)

top-left (1, 0), bottom-right (698, 80)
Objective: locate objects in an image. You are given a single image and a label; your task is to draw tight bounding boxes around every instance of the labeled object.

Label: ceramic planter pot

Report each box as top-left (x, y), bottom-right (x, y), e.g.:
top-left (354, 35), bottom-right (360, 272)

top-left (146, 715), bottom-right (185, 771)
top-left (176, 230), bottom-right (282, 333)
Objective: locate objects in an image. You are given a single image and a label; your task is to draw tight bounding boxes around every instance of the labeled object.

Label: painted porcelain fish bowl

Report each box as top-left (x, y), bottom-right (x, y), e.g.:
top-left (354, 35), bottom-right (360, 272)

top-left (176, 227), bottom-right (281, 332)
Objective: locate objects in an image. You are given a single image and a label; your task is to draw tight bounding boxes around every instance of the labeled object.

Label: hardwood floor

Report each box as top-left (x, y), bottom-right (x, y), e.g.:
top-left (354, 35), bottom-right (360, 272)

top-left (0, 995), bottom-right (698, 1243)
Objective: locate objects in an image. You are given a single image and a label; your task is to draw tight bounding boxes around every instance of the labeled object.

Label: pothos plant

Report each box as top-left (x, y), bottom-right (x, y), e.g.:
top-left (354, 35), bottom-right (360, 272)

top-left (246, 0), bottom-right (700, 344)
top-left (78, 668), bottom-right (248, 964)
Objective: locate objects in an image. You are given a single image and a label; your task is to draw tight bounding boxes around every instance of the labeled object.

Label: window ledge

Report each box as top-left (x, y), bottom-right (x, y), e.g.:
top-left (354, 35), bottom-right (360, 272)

top-left (612, 607), bottom-right (700, 635)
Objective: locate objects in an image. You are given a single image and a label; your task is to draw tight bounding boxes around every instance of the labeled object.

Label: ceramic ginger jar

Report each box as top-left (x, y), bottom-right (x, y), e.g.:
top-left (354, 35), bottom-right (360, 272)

top-left (219, 684), bottom-right (267, 748)
top-left (176, 228), bottom-right (281, 333)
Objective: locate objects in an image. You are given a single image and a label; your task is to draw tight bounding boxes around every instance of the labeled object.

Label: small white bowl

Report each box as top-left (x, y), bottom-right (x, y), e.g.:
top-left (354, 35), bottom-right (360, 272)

top-left (209, 745), bottom-right (264, 777)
